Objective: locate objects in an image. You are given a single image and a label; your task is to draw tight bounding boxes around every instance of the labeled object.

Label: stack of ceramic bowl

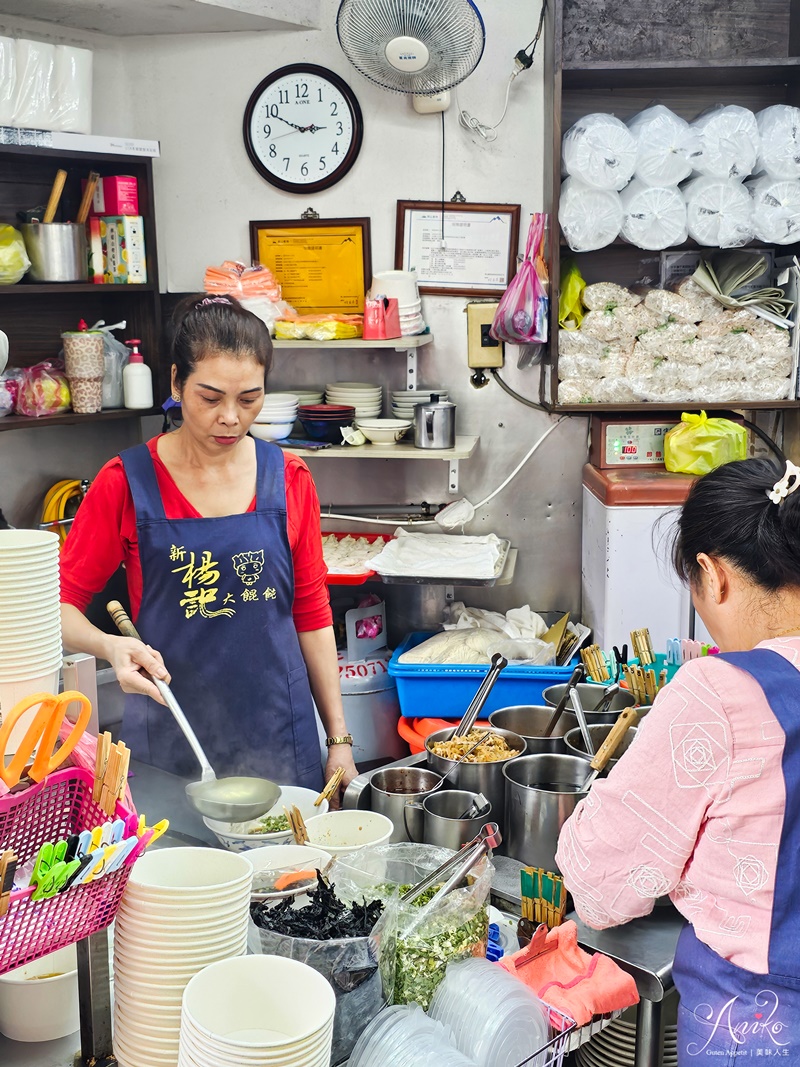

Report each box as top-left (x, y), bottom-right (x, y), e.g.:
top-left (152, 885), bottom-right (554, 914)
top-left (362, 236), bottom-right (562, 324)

top-left (178, 955), bottom-right (335, 1067)
top-left (429, 957), bottom-right (550, 1067)
top-left (0, 530), bottom-right (62, 752)
top-left (392, 389), bottom-right (449, 421)
top-left (112, 847), bottom-right (252, 1067)
top-left (251, 392), bottom-right (298, 442)
top-left (287, 388), bottom-right (324, 406)
top-left (298, 403), bottom-right (356, 443)
top-left (355, 418), bottom-right (412, 444)
top-left (349, 1005), bottom-right (477, 1067)
top-left (325, 382), bottom-right (383, 418)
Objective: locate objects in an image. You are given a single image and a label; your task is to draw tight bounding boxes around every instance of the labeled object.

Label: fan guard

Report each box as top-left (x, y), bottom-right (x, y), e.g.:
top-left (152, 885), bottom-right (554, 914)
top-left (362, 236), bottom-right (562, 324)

top-left (337, 0), bottom-right (486, 96)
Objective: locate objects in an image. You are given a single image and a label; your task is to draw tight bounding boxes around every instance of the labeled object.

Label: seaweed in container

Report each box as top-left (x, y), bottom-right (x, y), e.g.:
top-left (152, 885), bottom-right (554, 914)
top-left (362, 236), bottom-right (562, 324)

top-left (250, 872), bottom-right (383, 939)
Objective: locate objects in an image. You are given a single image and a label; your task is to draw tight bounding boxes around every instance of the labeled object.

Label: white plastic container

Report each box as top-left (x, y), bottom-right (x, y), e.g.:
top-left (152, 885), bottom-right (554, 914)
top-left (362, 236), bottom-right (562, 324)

top-left (123, 338), bottom-right (154, 409)
top-left (0, 945), bottom-right (79, 1042)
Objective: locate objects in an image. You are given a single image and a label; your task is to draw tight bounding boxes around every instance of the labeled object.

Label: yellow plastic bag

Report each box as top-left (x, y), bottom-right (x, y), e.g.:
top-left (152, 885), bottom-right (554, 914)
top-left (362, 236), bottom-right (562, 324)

top-left (664, 411), bottom-right (747, 475)
top-left (0, 224), bottom-right (30, 285)
top-left (558, 260), bottom-right (586, 329)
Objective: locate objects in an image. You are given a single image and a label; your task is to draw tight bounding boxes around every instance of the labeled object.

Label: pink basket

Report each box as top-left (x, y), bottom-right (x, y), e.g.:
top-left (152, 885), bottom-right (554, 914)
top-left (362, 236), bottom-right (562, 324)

top-left (0, 766), bottom-right (136, 976)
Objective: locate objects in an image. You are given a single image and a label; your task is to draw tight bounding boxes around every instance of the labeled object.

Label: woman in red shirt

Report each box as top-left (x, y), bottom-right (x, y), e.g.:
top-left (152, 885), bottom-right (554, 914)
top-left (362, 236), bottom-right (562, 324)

top-left (60, 294), bottom-right (357, 801)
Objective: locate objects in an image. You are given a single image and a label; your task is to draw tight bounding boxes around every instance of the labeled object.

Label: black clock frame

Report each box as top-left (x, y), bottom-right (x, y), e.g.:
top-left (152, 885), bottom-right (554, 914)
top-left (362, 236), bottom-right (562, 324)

top-left (243, 63), bottom-right (364, 194)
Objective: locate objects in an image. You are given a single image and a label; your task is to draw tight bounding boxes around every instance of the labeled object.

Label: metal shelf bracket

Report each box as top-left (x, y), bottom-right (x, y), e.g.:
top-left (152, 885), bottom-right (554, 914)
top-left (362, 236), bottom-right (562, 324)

top-left (448, 458), bottom-right (459, 494)
top-left (404, 348), bottom-right (417, 389)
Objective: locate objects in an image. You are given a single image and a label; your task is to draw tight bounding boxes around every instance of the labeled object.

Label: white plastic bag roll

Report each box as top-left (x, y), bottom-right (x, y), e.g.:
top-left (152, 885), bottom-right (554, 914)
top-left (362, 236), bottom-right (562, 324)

top-left (562, 113), bottom-right (637, 190)
top-left (683, 176), bottom-right (754, 247)
top-left (559, 177), bottom-right (623, 252)
top-left (0, 37), bottom-right (15, 126)
top-left (619, 180), bottom-right (687, 249)
top-left (746, 175), bottom-right (800, 244)
top-left (11, 39), bottom-right (55, 130)
top-left (690, 105), bottom-right (760, 179)
top-left (626, 105), bottom-right (699, 186)
top-left (756, 105), bottom-right (800, 180)
top-left (51, 45), bottom-right (92, 133)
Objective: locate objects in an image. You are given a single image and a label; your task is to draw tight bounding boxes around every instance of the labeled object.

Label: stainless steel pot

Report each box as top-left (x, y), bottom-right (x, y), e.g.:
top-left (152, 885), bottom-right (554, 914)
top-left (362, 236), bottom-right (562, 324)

top-left (564, 724), bottom-right (638, 771)
top-left (417, 789), bottom-right (492, 850)
top-left (369, 766), bottom-right (443, 843)
top-left (503, 753), bottom-right (589, 870)
top-left (414, 394), bottom-right (456, 449)
top-left (542, 682), bottom-right (636, 731)
top-left (425, 727), bottom-right (526, 834)
top-left (21, 223), bottom-right (88, 282)
top-left (489, 705), bottom-right (569, 754)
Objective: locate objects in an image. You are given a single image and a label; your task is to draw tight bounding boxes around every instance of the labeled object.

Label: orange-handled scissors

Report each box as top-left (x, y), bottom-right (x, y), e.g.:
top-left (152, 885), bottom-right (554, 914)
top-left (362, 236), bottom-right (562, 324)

top-left (0, 691), bottom-right (92, 788)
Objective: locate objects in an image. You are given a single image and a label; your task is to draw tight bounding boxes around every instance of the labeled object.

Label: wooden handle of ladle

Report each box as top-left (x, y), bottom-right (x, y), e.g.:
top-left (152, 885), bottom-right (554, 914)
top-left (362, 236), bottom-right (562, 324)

top-left (75, 171), bottom-right (99, 226)
top-left (43, 169), bottom-right (68, 224)
top-left (589, 706), bottom-right (638, 774)
top-left (107, 600), bottom-right (140, 641)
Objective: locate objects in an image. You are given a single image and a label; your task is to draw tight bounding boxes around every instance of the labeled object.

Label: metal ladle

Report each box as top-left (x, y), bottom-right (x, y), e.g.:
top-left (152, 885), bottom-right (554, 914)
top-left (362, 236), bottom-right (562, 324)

top-left (107, 601), bottom-right (281, 822)
top-left (569, 685), bottom-right (595, 758)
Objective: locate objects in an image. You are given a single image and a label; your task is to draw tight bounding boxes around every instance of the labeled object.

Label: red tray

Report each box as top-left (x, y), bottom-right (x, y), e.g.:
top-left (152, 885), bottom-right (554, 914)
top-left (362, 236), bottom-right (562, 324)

top-left (322, 531), bottom-right (393, 585)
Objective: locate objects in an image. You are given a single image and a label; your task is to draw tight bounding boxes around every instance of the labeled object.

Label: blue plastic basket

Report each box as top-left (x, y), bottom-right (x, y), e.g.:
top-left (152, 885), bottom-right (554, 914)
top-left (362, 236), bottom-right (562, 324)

top-left (388, 632), bottom-right (584, 719)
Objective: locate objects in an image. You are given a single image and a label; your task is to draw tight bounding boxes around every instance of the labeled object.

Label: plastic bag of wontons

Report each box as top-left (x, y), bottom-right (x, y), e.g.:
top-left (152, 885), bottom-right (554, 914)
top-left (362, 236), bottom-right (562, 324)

top-left (16, 360), bottom-right (71, 416)
top-left (664, 410), bottom-right (748, 475)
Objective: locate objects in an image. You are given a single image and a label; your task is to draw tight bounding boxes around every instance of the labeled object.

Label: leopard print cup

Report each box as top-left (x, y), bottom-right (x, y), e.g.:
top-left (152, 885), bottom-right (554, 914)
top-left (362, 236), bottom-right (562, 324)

top-left (69, 376), bottom-right (103, 414)
top-left (62, 331), bottom-right (104, 379)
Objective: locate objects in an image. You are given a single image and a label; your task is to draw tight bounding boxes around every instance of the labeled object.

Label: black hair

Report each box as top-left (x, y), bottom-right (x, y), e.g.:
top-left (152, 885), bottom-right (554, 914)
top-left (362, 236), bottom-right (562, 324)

top-left (673, 457), bottom-right (800, 591)
top-left (169, 294), bottom-right (272, 388)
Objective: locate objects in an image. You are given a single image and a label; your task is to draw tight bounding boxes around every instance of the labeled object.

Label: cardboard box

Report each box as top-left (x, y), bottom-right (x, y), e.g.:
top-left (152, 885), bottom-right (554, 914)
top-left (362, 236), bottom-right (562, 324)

top-left (83, 175), bottom-right (139, 217)
top-left (88, 216), bottom-right (147, 284)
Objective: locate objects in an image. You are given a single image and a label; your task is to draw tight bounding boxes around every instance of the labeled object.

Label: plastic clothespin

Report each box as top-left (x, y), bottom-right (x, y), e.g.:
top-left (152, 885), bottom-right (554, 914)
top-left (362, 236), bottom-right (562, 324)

top-left (105, 835), bottom-right (138, 874)
top-left (110, 818), bottom-right (126, 844)
top-left (666, 638), bottom-right (681, 666)
top-left (123, 813), bottom-right (139, 839)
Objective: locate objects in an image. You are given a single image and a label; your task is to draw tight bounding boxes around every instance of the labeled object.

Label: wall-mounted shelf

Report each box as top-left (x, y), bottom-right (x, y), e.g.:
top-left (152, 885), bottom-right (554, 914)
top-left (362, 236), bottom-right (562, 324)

top-left (0, 409), bottom-right (159, 432)
top-left (272, 333), bottom-right (432, 389)
top-left (0, 283), bottom-right (157, 296)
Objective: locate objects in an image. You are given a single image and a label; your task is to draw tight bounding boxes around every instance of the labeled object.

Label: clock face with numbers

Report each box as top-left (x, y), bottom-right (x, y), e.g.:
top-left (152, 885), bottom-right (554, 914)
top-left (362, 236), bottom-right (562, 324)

top-left (243, 64), bottom-right (364, 193)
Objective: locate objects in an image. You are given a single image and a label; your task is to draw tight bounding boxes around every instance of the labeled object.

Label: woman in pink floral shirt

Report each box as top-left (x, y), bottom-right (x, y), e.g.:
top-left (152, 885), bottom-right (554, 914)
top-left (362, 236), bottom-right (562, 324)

top-left (557, 457), bottom-right (800, 1065)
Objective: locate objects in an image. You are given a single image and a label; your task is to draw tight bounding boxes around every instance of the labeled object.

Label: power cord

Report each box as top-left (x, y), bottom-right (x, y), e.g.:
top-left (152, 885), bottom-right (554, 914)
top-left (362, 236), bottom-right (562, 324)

top-left (489, 366), bottom-right (549, 412)
top-left (457, 0), bottom-right (547, 142)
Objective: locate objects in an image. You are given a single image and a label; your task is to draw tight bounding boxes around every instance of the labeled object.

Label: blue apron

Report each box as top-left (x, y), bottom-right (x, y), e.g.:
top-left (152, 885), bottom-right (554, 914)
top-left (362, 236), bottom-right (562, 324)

top-left (119, 439), bottom-right (323, 789)
top-left (673, 649), bottom-right (800, 1064)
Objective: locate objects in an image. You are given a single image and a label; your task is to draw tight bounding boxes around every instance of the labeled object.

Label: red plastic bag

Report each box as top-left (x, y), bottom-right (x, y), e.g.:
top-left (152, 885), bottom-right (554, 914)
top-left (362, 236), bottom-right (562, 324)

top-left (491, 213), bottom-right (549, 345)
top-left (16, 360), bottom-right (71, 417)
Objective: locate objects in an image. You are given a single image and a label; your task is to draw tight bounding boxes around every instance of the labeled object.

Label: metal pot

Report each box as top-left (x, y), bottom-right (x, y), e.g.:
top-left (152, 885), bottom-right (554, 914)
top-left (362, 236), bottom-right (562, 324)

top-left (416, 789), bottom-right (492, 850)
top-left (21, 223), bottom-right (88, 282)
top-left (503, 753), bottom-right (589, 871)
top-left (414, 394), bottom-right (456, 449)
top-left (489, 705), bottom-right (569, 754)
top-left (542, 682), bottom-right (636, 731)
top-left (425, 726), bottom-right (526, 834)
top-left (563, 724), bottom-right (639, 771)
top-left (369, 766), bottom-right (443, 843)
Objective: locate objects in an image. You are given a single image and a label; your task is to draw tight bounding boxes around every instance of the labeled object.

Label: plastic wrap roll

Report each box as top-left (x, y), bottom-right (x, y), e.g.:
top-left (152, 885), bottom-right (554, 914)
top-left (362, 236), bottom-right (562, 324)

top-left (691, 105), bottom-right (760, 179)
top-left (683, 177), bottom-right (754, 248)
top-left (51, 45), bottom-right (92, 133)
top-left (619, 180), bottom-right (687, 249)
top-left (558, 177), bottom-right (623, 252)
top-left (562, 113), bottom-right (637, 191)
top-left (627, 105), bottom-right (699, 186)
top-left (0, 38), bottom-right (15, 126)
top-left (757, 105), bottom-right (800, 180)
top-left (747, 175), bottom-right (800, 244)
top-left (11, 39), bottom-right (55, 130)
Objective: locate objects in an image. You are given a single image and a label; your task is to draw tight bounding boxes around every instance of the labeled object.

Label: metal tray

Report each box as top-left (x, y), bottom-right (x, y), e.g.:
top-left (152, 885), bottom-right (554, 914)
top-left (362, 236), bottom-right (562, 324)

top-left (377, 538), bottom-right (513, 586)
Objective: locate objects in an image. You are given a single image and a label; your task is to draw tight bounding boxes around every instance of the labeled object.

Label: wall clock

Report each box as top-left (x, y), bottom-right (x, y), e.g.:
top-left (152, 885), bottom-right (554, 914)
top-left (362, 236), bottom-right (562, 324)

top-left (243, 64), bottom-right (364, 193)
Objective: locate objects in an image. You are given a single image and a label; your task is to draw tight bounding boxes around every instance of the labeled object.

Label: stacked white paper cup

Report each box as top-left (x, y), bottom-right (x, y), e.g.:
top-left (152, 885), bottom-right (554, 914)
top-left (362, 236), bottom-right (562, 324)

top-left (179, 955), bottom-right (335, 1067)
top-left (0, 530), bottom-right (62, 751)
top-left (113, 847), bottom-right (252, 1067)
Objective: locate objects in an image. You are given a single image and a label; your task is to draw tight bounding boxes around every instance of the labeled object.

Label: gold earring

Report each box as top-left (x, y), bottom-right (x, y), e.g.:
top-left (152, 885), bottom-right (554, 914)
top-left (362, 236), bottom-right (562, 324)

top-left (171, 392), bottom-right (180, 402)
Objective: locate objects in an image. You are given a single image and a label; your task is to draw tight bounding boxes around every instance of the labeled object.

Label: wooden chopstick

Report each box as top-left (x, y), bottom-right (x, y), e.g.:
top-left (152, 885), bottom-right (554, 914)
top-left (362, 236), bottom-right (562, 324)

top-left (315, 766), bottom-right (344, 807)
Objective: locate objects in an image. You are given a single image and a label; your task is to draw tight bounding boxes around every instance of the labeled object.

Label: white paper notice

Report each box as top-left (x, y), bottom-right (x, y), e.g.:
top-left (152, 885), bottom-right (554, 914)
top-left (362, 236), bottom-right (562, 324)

top-left (402, 208), bottom-right (514, 291)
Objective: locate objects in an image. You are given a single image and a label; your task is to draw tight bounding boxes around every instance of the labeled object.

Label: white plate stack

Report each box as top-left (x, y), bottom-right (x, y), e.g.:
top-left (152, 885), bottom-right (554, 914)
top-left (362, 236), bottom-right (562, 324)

top-left (289, 389), bottom-right (324, 406)
top-left (178, 955), bottom-right (335, 1067)
top-left (0, 530), bottom-right (62, 752)
top-left (251, 392), bottom-right (299, 442)
top-left (325, 382), bottom-right (383, 417)
top-left (392, 389), bottom-right (449, 421)
top-left (112, 847), bottom-right (252, 1067)
top-left (371, 270), bottom-right (427, 336)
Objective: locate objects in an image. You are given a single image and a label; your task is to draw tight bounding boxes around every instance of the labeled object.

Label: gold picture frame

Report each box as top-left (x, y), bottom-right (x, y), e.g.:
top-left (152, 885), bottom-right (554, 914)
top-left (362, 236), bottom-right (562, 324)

top-left (249, 217), bottom-right (372, 314)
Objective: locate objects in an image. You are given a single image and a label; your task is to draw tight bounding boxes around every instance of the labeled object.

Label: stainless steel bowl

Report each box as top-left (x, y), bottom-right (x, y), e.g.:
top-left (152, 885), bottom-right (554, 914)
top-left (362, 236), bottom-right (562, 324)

top-left (563, 724), bottom-right (638, 771)
top-left (488, 705), bottom-right (569, 754)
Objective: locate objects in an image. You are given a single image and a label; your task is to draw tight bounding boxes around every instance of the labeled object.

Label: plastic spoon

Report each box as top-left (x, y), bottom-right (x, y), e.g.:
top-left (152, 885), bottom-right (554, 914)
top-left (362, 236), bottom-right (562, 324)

top-left (107, 601), bottom-right (281, 822)
top-left (542, 664), bottom-right (584, 737)
top-left (570, 686), bottom-right (595, 758)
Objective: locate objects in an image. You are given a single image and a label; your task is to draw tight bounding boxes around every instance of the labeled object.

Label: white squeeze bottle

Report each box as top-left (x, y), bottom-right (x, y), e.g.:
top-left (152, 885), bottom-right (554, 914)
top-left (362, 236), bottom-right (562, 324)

top-left (123, 338), bottom-right (154, 409)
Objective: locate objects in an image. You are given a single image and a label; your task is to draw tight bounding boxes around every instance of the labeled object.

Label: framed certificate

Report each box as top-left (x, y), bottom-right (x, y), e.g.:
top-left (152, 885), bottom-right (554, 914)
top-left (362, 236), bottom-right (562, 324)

top-left (249, 217), bottom-right (372, 314)
top-left (395, 201), bottom-right (521, 297)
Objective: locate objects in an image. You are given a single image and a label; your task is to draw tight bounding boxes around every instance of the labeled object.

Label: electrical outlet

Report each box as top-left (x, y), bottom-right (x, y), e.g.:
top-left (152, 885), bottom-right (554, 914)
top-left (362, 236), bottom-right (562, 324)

top-left (466, 302), bottom-right (503, 368)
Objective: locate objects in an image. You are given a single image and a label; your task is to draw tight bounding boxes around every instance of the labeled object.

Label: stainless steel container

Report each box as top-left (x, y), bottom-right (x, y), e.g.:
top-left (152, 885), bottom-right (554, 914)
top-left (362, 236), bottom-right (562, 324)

top-left (21, 223), bottom-right (88, 282)
top-left (369, 766), bottom-right (443, 843)
top-left (542, 682), bottom-right (636, 732)
top-left (417, 789), bottom-right (492, 850)
top-left (503, 753), bottom-right (589, 870)
top-left (425, 727), bottom-right (526, 834)
top-left (414, 394), bottom-right (456, 449)
top-left (489, 705), bottom-right (569, 754)
top-left (564, 724), bottom-right (639, 771)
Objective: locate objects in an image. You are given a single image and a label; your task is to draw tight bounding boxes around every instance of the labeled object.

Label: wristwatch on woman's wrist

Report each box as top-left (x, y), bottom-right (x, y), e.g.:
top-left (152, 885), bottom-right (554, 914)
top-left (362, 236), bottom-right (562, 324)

top-left (325, 734), bottom-right (354, 747)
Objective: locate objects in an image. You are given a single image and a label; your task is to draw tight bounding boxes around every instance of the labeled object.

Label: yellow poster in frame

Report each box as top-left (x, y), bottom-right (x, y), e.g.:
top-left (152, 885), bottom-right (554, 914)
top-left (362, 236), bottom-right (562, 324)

top-left (249, 217), bottom-right (372, 315)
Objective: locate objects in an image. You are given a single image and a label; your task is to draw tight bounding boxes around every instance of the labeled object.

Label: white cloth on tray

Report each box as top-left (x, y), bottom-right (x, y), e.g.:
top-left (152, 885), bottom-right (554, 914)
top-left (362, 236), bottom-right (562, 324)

top-left (367, 530), bottom-right (503, 579)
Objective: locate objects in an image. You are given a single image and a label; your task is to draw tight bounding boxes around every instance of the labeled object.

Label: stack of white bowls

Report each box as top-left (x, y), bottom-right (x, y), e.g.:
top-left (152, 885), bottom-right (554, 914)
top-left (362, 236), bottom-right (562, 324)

top-left (251, 392), bottom-right (298, 442)
top-left (392, 389), bottom-right (449, 421)
top-left (0, 530), bottom-right (62, 753)
top-left (287, 388), bottom-right (324, 406)
top-left (325, 382), bottom-right (383, 417)
top-left (178, 955), bottom-right (335, 1067)
top-left (371, 270), bottom-right (426, 336)
top-left (112, 847), bottom-right (252, 1067)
